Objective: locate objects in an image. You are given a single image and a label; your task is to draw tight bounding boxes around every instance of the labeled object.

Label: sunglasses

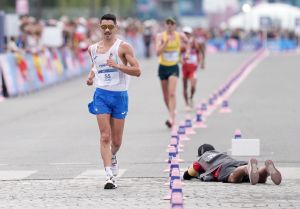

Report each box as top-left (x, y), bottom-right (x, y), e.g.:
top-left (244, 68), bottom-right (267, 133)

top-left (166, 21), bottom-right (175, 25)
top-left (100, 24), bottom-right (115, 30)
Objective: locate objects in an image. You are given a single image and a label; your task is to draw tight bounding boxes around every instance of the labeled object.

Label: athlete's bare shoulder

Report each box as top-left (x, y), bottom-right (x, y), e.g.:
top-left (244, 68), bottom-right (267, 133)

top-left (119, 41), bottom-right (133, 53)
top-left (179, 32), bottom-right (188, 42)
top-left (88, 43), bottom-right (95, 56)
top-left (88, 44), bottom-right (92, 53)
top-left (88, 42), bottom-right (99, 52)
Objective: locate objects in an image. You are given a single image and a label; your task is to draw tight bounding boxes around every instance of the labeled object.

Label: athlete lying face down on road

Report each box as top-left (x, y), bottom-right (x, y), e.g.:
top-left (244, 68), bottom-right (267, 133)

top-left (183, 144), bottom-right (282, 185)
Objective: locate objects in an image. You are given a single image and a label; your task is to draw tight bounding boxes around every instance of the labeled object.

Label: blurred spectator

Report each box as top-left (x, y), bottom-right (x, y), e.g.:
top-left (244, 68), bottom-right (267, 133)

top-left (3, 15), bottom-right (300, 56)
top-left (74, 17), bottom-right (89, 52)
top-left (143, 20), bottom-right (154, 58)
top-left (6, 37), bottom-right (20, 53)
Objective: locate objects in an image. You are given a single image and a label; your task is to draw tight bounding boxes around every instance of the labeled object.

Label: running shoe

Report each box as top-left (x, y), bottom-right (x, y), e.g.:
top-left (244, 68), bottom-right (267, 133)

top-left (247, 158), bottom-right (259, 185)
top-left (111, 155), bottom-right (119, 177)
top-left (265, 160), bottom-right (282, 185)
top-left (104, 176), bottom-right (117, 189)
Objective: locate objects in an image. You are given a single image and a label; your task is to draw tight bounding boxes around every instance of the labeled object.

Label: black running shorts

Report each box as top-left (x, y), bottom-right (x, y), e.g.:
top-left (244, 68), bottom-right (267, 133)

top-left (158, 64), bottom-right (179, 80)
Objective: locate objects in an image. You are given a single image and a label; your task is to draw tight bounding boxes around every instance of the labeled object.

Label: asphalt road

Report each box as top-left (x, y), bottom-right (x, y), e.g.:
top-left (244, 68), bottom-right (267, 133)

top-left (0, 51), bottom-right (299, 209)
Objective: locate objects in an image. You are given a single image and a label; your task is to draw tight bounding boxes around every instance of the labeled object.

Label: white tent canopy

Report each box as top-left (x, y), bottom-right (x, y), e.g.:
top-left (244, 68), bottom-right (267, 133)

top-left (228, 3), bottom-right (300, 31)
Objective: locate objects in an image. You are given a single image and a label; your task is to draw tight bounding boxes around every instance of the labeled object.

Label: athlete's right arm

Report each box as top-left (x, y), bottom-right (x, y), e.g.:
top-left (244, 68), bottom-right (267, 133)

top-left (86, 70), bottom-right (95, 86)
top-left (155, 33), bottom-right (168, 56)
top-left (86, 46), bottom-right (95, 86)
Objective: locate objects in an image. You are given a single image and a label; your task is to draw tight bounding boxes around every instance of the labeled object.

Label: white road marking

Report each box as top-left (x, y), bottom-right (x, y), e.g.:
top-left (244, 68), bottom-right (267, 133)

top-left (49, 162), bottom-right (92, 166)
top-left (75, 169), bottom-right (126, 179)
top-left (0, 170), bottom-right (37, 180)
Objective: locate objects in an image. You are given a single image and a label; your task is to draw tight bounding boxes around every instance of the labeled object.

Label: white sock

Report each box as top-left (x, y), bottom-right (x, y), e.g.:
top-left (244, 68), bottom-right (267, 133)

top-left (112, 154), bottom-right (116, 159)
top-left (105, 167), bottom-right (113, 177)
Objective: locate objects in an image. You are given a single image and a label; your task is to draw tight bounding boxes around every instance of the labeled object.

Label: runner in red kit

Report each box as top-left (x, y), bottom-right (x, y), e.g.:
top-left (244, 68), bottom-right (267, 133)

top-left (181, 26), bottom-right (205, 111)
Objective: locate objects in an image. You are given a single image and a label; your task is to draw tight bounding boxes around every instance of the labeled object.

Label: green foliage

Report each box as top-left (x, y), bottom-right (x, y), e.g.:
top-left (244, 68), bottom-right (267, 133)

top-left (0, 0), bottom-right (136, 18)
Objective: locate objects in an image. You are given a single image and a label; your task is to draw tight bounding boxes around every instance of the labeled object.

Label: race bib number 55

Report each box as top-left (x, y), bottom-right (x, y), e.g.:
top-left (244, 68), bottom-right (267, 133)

top-left (96, 68), bottom-right (120, 86)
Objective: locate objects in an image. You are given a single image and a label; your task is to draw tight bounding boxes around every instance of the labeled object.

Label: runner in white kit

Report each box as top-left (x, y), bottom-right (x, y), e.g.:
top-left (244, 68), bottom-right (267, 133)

top-left (86, 14), bottom-right (141, 189)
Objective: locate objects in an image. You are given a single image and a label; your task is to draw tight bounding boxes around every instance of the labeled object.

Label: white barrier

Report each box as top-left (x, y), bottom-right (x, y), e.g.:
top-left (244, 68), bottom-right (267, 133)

top-left (231, 138), bottom-right (260, 156)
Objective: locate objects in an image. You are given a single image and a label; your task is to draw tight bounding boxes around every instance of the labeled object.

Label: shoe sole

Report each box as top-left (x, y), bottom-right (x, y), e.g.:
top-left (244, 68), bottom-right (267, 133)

top-left (247, 158), bottom-right (259, 185)
top-left (265, 160), bottom-right (282, 185)
top-left (104, 182), bottom-right (117, 189)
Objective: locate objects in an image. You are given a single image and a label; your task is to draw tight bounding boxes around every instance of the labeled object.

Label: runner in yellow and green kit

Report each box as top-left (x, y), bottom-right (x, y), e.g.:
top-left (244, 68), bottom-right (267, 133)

top-left (155, 17), bottom-right (188, 128)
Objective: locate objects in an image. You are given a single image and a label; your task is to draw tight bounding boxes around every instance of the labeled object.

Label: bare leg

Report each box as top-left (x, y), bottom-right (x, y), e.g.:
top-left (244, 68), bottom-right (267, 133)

top-left (160, 80), bottom-right (169, 110)
top-left (227, 165), bottom-right (248, 183)
top-left (190, 78), bottom-right (197, 101)
top-left (258, 167), bottom-right (268, 183)
top-left (110, 118), bottom-right (125, 155)
top-left (228, 159), bottom-right (259, 185)
top-left (168, 76), bottom-right (178, 124)
top-left (190, 74), bottom-right (197, 108)
top-left (96, 114), bottom-right (112, 167)
top-left (182, 78), bottom-right (189, 106)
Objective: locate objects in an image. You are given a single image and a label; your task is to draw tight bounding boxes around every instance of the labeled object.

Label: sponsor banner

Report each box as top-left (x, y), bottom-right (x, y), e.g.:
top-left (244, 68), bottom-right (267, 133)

top-left (0, 53), bottom-right (19, 96)
top-left (0, 59), bottom-right (3, 98)
top-left (0, 48), bottom-right (90, 97)
top-left (0, 11), bottom-right (5, 53)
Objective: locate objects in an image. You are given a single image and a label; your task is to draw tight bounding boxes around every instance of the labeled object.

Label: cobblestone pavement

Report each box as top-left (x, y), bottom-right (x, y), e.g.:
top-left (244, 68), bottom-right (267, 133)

top-left (0, 178), bottom-right (299, 209)
top-left (1, 53), bottom-right (300, 209)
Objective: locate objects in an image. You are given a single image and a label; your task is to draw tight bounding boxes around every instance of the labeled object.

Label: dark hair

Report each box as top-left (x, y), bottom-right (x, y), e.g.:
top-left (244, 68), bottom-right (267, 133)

top-left (197, 144), bottom-right (215, 156)
top-left (100, 14), bottom-right (117, 24)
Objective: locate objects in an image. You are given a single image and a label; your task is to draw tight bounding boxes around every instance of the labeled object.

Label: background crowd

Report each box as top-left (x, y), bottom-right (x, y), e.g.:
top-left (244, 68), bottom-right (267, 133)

top-left (4, 14), bottom-right (299, 60)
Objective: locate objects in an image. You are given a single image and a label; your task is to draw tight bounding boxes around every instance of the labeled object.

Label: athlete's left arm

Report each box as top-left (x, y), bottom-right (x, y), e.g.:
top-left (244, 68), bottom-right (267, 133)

top-left (107, 43), bottom-right (141, 77)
